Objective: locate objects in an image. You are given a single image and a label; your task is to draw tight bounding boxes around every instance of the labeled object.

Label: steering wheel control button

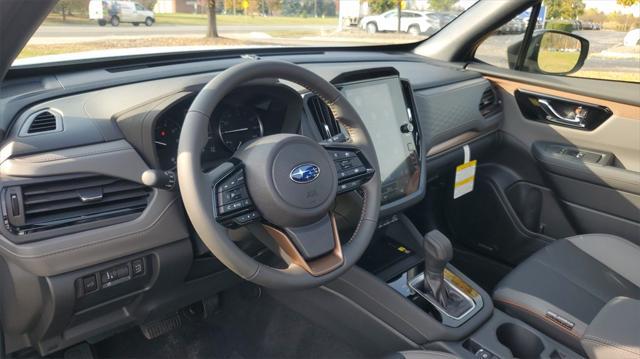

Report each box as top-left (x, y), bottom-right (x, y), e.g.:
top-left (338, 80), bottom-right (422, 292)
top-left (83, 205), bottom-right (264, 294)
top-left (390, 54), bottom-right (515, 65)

top-left (217, 170), bottom-right (246, 192)
top-left (327, 148), bottom-right (375, 194)
top-left (217, 187), bottom-right (248, 205)
top-left (213, 166), bottom-right (260, 228)
top-left (233, 211), bottom-right (259, 225)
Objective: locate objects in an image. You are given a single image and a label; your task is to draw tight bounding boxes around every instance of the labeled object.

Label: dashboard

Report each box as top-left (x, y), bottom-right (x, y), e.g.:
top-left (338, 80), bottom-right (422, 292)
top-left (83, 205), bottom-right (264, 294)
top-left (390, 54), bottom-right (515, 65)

top-left (0, 52), bottom-right (502, 356)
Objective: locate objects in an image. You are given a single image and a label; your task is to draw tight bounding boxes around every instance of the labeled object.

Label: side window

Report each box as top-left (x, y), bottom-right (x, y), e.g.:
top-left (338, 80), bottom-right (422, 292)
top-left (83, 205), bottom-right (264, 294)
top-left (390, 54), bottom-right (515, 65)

top-left (475, 7), bottom-right (532, 69)
top-left (475, 3), bottom-right (640, 83)
top-left (135, 3), bottom-right (144, 11)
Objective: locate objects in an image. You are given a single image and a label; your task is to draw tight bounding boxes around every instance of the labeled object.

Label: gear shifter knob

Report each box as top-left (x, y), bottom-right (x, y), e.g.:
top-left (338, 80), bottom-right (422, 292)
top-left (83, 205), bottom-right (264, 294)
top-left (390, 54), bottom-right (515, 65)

top-left (423, 230), bottom-right (453, 274)
top-left (423, 230), bottom-right (453, 308)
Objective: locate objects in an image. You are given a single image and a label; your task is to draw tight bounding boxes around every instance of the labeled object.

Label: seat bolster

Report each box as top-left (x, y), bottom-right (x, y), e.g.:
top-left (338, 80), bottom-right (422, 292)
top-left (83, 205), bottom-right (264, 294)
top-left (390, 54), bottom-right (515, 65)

top-left (581, 297), bottom-right (640, 359)
top-left (567, 234), bottom-right (640, 287)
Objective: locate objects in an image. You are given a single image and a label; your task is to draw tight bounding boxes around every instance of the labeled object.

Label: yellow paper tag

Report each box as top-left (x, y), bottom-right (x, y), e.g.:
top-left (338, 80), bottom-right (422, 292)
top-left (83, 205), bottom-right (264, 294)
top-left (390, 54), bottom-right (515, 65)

top-left (454, 160), bottom-right (477, 199)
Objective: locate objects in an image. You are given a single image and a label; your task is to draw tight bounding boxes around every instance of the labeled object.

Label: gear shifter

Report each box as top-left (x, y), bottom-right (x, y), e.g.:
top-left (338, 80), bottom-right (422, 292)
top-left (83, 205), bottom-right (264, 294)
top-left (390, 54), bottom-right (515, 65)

top-left (423, 230), bottom-right (453, 308)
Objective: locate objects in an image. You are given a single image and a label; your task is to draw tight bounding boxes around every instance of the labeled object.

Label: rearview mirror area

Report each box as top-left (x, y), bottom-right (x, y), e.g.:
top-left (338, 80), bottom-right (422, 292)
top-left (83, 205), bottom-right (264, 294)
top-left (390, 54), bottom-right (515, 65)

top-left (507, 30), bottom-right (590, 75)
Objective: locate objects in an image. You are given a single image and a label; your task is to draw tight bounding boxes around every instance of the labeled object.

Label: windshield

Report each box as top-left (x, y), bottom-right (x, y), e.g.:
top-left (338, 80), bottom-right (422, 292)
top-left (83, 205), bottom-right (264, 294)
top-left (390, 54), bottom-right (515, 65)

top-left (14, 0), bottom-right (477, 66)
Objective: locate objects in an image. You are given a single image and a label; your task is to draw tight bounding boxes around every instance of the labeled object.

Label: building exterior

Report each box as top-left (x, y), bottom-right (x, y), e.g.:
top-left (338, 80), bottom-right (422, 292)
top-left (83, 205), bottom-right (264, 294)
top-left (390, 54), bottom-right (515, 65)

top-left (154, 0), bottom-right (202, 13)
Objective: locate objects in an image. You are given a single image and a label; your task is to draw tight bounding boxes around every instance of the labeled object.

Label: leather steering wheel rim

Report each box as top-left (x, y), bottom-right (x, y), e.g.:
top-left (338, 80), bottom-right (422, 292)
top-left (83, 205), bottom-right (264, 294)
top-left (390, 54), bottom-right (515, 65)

top-left (177, 60), bottom-right (381, 289)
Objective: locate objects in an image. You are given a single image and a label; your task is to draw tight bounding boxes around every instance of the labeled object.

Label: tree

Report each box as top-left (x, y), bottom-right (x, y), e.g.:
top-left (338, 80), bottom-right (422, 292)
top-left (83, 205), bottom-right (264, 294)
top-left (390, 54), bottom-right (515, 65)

top-left (369, 0), bottom-right (395, 14)
top-left (54, 0), bottom-right (88, 21)
top-left (206, 0), bottom-right (219, 37)
top-left (617, 0), bottom-right (640, 6)
top-left (266, 0), bottom-right (282, 15)
top-left (544, 0), bottom-right (585, 20)
top-left (428, 0), bottom-right (457, 11)
top-left (139, 0), bottom-right (158, 10)
top-left (580, 8), bottom-right (606, 24)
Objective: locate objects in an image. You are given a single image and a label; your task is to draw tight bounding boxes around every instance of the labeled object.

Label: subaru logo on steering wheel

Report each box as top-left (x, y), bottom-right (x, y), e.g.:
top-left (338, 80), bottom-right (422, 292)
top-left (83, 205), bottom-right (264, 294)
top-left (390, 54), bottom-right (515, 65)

top-left (290, 163), bottom-right (320, 184)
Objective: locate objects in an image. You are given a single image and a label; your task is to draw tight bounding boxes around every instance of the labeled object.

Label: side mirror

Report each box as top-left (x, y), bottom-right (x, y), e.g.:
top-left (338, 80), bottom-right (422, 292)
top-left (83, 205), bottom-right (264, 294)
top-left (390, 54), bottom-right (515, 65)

top-left (507, 30), bottom-right (589, 75)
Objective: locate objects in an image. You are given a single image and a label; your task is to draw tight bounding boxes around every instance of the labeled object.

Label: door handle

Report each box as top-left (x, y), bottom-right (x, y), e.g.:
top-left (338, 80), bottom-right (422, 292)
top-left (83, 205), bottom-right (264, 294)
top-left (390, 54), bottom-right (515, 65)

top-left (538, 99), bottom-right (586, 128)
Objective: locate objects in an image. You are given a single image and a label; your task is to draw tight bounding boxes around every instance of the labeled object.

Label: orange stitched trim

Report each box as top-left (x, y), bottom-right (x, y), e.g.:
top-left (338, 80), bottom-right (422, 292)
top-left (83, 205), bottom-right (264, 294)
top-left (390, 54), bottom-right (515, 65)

top-left (495, 299), bottom-right (581, 339)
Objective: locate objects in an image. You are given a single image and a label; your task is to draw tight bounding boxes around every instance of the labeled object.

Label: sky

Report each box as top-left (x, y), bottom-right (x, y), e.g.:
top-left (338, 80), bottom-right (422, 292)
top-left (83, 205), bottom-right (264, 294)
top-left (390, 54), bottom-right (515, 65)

top-left (457, 0), bottom-right (639, 17)
top-left (584, 0), bottom-right (640, 16)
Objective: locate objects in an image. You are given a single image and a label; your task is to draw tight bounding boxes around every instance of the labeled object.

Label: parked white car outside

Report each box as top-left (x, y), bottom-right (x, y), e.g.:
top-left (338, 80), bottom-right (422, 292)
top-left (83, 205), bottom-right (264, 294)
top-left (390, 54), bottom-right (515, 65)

top-left (89, 0), bottom-right (155, 27)
top-left (360, 10), bottom-right (439, 36)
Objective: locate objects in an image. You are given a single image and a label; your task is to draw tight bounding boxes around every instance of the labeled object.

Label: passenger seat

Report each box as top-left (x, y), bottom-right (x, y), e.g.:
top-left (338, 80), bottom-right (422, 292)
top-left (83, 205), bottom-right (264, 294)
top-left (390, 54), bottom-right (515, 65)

top-left (493, 234), bottom-right (640, 354)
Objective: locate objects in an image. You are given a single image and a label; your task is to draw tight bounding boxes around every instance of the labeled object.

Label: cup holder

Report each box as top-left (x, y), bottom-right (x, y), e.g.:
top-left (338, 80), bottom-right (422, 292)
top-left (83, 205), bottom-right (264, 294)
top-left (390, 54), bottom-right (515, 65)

top-left (497, 323), bottom-right (544, 358)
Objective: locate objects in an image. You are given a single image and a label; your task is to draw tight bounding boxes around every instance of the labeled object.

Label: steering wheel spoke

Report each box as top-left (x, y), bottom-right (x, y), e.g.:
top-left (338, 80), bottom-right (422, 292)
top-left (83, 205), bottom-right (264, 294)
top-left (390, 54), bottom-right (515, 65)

top-left (263, 213), bottom-right (343, 276)
top-left (322, 145), bottom-right (376, 194)
top-left (210, 161), bottom-right (261, 228)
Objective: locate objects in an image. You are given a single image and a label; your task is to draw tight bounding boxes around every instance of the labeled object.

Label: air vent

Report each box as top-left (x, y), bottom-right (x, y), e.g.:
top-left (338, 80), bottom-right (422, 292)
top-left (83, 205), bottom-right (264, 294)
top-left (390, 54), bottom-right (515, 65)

top-left (479, 87), bottom-right (500, 118)
top-left (306, 95), bottom-right (341, 139)
top-left (19, 109), bottom-right (63, 136)
top-left (4, 175), bottom-right (151, 235)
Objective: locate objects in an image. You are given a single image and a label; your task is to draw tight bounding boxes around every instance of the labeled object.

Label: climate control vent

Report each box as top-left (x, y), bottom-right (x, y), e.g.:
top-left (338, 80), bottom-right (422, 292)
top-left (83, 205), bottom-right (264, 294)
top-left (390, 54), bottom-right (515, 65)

top-left (479, 87), bottom-right (500, 118)
top-left (20, 109), bottom-right (63, 136)
top-left (4, 175), bottom-right (151, 236)
top-left (306, 95), bottom-right (341, 139)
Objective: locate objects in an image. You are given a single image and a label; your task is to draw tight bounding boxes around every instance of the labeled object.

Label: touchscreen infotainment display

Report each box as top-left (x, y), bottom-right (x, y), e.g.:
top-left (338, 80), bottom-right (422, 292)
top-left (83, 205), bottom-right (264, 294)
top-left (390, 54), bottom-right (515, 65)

top-left (341, 76), bottom-right (420, 204)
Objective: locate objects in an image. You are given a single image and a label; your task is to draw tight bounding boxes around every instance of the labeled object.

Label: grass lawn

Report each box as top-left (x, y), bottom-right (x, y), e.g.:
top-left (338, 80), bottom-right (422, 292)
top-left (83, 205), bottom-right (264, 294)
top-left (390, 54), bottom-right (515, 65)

top-left (44, 13), bottom-right (338, 26)
top-left (538, 50), bottom-right (581, 73)
top-left (538, 50), bottom-right (639, 83)
top-left (156, 13), bottom-right (338, 26)
top-left (44, 13), bottom-right (94, 25)
top-left (572, 70), bottom-right (640, 83)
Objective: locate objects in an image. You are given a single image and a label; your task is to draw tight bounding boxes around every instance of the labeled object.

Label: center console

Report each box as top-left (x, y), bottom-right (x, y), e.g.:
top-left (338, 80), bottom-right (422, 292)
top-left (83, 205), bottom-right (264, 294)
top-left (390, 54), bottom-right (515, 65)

top-left (269, 213), bottom-right (581, 358)
top-left (270, 67), bottom-right (582, 358)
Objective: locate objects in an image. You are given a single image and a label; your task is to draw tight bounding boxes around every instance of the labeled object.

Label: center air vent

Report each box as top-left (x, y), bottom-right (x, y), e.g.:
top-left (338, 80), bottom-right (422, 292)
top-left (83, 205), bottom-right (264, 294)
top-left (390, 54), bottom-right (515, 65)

top-left (306, 95), bottom-right (341, 139)
top-left (19, 109), bottom-right (63, 136)
top-left (479, 87), bottom-right (500, 118)
top-left (4, 175), bottom-right (151, 236)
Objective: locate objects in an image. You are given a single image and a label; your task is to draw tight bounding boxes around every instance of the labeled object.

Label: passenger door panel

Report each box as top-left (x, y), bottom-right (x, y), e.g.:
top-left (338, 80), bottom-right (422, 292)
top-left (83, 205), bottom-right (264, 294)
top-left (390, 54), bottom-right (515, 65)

top-left (484, 74), bottom-right (640, 244)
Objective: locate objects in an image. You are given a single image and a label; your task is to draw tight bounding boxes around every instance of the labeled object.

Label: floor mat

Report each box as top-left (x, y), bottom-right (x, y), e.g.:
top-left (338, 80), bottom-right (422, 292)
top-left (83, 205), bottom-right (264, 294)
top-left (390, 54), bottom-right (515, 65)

top-left (93, 284), bottom-right (365, 359)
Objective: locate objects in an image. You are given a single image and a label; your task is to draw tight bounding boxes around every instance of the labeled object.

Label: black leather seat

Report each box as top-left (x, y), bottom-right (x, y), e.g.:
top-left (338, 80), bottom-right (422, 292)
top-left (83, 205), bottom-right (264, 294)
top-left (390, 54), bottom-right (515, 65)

top-left (493, 234), bottom-right (640, 354)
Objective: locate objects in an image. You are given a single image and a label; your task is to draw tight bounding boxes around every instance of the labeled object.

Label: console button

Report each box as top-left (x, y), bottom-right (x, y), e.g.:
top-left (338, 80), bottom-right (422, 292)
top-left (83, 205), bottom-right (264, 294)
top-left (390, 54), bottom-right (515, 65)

top-left (116, 265), bottom-right (130, 279)
top-left (132, 259), bottom-right (144, 276)
top-left (82, 275), bottom-right (98, 293)
top-left (101, 269), bottom-right (118, 283)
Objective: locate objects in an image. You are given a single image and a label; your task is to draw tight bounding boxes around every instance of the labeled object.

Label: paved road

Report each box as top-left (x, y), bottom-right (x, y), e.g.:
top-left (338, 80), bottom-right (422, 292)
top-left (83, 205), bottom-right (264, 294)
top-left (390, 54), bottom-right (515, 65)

top-left (34, 24), bottom-right (334, 37)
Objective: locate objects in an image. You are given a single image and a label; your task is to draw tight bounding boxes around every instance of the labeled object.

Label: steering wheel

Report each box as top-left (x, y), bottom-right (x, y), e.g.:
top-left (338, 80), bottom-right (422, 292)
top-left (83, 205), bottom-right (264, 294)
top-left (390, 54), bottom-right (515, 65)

top-left (177, 60), bottom-right (381, 289)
